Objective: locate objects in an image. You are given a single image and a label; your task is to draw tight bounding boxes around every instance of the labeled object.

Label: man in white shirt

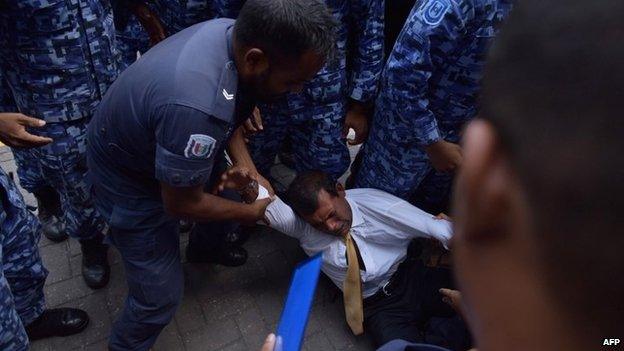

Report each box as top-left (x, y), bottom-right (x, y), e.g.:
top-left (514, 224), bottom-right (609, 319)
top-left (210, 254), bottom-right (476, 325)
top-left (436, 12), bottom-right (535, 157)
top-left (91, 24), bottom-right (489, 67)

top-left (223, 169), bottom-right (470, 349)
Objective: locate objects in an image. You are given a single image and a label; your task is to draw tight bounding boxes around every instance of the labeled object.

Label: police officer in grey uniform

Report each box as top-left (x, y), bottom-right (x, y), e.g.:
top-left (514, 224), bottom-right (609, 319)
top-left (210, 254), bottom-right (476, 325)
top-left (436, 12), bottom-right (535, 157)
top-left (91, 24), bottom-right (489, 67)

top-left (87, 0), bottom-right (337, 348)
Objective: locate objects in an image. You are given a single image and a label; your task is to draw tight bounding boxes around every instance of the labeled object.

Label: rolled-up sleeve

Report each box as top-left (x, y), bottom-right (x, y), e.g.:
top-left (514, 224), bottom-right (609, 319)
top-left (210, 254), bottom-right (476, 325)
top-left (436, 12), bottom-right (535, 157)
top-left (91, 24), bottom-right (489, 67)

top-left (153, 103), bottom-right (229, 187)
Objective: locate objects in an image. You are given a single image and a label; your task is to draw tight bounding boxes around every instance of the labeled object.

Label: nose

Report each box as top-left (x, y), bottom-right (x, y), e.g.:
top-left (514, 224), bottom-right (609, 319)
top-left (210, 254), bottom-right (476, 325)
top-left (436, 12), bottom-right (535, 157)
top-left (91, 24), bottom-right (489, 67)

top-left (326, 219), bottom-right (341, 233)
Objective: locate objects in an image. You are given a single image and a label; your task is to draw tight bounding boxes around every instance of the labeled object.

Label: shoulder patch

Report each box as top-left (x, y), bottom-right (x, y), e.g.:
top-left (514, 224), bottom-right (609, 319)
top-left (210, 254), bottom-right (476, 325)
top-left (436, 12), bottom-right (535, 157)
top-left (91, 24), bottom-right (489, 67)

top-left (184, 134), bottom-right (217, 159)
top-left (421, 0), bottom-right (451, 26)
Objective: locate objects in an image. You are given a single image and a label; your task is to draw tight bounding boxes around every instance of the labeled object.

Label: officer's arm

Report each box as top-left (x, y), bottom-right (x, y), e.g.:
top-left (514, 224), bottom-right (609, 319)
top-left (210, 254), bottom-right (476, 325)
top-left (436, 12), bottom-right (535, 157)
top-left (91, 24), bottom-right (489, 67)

top-left (160, 182), bottom-right (268, 223)
top-left (227, 126), bottom-right (275, 195)
top-left (154, 104), bottom-right (269, 223)
top-left (386, 1), bottom-right (468, 147)
top-left (227, 126), bottom-right (258, 173)
top-left (348, 0), bottom-right (385, 104)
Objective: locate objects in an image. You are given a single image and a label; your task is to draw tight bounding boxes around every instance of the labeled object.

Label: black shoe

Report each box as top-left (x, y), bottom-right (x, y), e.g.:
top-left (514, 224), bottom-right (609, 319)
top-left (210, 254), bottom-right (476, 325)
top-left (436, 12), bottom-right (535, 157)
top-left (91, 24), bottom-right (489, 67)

top-left (79, 235), bottom-right (110, 289)
top-left (25, 308), bottom-right (89, 341)
top-left (179, 220), bottom-right (194, 233)
top-left (186, 245), bottom-right (248, 267)
top-left (34, 187), bottom-right (68, 243)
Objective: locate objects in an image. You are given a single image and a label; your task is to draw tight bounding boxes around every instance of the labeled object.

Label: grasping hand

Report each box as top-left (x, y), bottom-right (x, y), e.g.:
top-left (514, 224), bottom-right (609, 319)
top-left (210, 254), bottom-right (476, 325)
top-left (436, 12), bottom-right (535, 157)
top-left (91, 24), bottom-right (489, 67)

top-left (242, 107), bottom-right (263, 142)
top-left (439, 288), bottom-right (465, 320)
top-left (0, 113), bottom-right (52, 148)
top-left (213, 165), bottom-right (258, 196)
top-left (132, 2), bottom-right (166, 46)
top-left (342, 101), bottom-right (371, 145)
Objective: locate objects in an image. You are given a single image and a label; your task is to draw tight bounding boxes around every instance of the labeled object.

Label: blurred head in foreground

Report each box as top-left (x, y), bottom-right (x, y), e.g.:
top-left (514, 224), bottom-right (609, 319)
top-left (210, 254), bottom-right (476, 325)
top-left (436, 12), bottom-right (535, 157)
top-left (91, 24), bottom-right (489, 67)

top-left (453, 1), bottom-right (624, 350)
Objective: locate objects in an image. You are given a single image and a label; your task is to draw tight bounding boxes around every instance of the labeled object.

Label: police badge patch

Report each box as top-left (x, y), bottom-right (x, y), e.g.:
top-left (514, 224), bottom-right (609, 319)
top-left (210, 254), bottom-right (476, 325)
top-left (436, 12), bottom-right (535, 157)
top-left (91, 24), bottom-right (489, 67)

top-left (422, 0), bottom-right (451, 26)
top-left (184, 134), bottom-right (217, 159)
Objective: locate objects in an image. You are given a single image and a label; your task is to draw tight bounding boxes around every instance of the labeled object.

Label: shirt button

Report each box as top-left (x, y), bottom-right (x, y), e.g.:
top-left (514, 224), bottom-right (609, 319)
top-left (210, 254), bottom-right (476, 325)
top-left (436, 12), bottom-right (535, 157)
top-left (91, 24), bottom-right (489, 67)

top-left (100, 127), bottom-right (106, 135)
top-left (171, 174), bottom-right (181, 184)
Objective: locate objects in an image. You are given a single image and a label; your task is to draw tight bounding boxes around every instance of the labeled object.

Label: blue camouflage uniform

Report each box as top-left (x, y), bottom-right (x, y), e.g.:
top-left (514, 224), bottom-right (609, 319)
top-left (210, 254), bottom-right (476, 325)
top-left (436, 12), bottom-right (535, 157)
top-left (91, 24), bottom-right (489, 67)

top-left (0, 0), bottom-right (121, 240)
top-left (0, 76), bottom-right (50, 193)
top-left (354, 0), bottom-right (513, 205)
top-left (87, 19), bottom-right (252, 350)
top-left (248, 0), bottom-right (385, 180)
top-left (114, 0), bottom-right (245, 69)
top-left (0, 168), bottom-right (48, 351)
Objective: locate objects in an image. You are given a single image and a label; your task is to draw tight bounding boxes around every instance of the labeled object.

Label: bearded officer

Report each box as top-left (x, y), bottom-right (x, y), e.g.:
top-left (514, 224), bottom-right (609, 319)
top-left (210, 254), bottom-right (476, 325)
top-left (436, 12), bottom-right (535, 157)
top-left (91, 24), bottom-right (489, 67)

top-left (86, 0), bottom-right (337, 348)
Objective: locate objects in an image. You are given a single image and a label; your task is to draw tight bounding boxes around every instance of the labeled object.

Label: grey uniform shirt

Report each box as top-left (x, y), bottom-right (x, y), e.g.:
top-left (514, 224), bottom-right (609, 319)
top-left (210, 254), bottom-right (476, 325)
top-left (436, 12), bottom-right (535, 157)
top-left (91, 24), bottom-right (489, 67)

top-left (88, 18), bottom-right (252, 220)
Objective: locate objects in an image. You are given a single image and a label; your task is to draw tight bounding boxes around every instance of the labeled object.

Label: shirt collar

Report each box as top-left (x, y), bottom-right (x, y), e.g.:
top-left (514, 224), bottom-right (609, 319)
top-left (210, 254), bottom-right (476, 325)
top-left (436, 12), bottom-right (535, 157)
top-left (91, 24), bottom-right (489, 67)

top-left (346, 195), bottom-right (365, 229)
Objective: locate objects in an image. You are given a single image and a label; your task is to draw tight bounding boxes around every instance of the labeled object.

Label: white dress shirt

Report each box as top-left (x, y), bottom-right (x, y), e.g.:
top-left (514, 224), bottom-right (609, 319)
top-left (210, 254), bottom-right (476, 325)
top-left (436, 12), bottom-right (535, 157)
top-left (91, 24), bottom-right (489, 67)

top-left (261, 187), bottom-right (453, 298)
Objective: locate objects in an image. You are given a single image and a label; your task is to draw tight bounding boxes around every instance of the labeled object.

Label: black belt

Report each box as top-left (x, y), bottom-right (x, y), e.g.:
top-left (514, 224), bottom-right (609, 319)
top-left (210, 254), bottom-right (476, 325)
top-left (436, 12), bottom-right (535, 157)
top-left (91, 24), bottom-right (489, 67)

top-left (364, 257), bottom-right (412, 306)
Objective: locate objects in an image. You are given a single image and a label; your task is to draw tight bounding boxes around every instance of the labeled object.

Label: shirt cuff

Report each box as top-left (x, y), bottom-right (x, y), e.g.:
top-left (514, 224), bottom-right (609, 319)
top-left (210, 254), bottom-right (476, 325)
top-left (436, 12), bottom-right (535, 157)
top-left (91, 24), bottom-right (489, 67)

top-left (154, 144), bottom-right (213, 187)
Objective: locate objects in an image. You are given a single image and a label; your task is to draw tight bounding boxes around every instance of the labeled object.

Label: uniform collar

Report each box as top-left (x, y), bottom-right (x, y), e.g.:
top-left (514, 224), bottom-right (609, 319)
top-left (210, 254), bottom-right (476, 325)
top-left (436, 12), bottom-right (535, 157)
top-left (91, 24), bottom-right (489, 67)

top-left (346, 196), bottom-right (365, 230)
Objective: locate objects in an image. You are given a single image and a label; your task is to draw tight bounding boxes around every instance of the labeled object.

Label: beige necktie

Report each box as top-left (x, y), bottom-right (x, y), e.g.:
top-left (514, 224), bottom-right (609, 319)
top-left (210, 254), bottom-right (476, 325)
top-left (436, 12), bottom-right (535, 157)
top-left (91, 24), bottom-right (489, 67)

top-left (343, 231), bottom-right (364, 335)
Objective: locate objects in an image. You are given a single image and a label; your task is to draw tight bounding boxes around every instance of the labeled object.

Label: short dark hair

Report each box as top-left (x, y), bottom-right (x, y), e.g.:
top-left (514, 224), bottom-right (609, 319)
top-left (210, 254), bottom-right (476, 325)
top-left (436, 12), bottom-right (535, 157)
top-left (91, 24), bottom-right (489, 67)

top-left (285, 171), bottom-right (339, 217)
top-left (482, 0), bottom-right (624, 338)
top-left (234, 0), bottom-right (337, 63)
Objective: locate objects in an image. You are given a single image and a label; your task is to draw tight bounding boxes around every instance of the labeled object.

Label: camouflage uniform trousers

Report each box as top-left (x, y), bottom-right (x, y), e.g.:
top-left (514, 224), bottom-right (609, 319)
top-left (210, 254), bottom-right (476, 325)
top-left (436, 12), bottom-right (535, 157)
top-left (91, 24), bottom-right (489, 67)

top-left (354, 120), bottom-right (461, 210)
top-left (0, 168), bottom-right (48, 351)
top-left (12, 118), bottom-right (106, 240)
top-left (249, 101), bottom-right (351, 180)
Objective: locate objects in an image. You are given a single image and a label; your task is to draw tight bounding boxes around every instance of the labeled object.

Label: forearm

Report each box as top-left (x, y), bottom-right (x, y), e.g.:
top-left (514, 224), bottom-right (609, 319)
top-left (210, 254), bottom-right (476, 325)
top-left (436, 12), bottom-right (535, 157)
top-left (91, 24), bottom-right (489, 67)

top-left (227, 126), bottom-right (257, 171)
top-left (167, 191), bottom-right (256, 223)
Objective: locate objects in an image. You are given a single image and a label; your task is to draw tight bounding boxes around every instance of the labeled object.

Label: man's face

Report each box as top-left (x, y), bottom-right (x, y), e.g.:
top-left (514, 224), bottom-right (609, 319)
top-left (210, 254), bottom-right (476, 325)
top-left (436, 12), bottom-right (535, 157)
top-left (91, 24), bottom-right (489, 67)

top-left (301, 188), bottom-right (352, 237)
top-left (244, 50), bottom-right (325, 102)
top-left (452, 120), bottom-right (549, 350)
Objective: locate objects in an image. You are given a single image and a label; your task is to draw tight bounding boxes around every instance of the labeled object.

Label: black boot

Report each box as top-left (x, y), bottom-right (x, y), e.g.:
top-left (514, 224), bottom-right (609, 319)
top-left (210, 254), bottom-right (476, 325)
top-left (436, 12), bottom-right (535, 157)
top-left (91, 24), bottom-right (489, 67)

top-left (25, 308), bottom-right (89, 341)
top-left (33, 187), bottom-right (67, 242)
top-left (79, 234), bottom-right (110, 289)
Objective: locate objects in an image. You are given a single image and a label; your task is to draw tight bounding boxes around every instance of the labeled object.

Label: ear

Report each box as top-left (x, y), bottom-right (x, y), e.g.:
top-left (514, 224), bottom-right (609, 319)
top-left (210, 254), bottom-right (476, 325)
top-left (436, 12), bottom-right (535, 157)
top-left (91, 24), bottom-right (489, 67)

top-left (243, 48), bottom-right (269, 74)
top-left (453, 120), bottom-right (519, 243)
top-left (335, 182), bottom-right (346, 197)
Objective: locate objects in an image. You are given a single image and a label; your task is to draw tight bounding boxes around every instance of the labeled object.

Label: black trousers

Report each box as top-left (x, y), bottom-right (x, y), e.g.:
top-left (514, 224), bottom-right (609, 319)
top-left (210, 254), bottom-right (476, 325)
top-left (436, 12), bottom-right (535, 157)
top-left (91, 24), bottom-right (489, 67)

top-left (363, 254), bottom-right (471, 351)
top-left (187, 151), bottom-right (243, 255)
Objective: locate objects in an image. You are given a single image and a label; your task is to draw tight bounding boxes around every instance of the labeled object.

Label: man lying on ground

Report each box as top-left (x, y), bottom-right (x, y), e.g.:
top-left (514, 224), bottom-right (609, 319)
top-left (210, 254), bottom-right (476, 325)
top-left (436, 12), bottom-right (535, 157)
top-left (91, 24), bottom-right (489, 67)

top-left (219, 169), bottom-right (471, 350)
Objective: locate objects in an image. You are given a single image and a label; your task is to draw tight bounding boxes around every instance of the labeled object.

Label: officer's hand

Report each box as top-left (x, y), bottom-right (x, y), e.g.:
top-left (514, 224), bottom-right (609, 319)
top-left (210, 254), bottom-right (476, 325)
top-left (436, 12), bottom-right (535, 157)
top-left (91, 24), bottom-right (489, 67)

top-left (439, 288), bottom-right (465, 320)
top-left (0, 113), bottom-right (52, 148)
top-left (342, 102), bottom-right (370, 145)
top-left (434, 213), bottom-right (452, 221)
top-left (242, 107), bottom-right (263, 142)
top-left (214, 165), bottom-right (258, 195)
top-left (425, 140), bottom-right (463, 172)
top-left (132, 2), bottom-right (166, 46)
top-left (254, 173), bottom-right (275, 197)
top-left (248, 197), bottom-right (273, 226)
